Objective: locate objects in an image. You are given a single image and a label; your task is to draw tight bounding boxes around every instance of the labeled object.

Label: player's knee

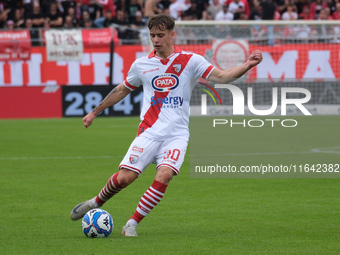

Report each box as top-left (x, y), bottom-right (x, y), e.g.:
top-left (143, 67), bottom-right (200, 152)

top-left (155, 167), bottom-right (174, 184)
top-left (117, 175), bottom-right (135, 187)
top-left (117, 169), bottom-right (138, 187)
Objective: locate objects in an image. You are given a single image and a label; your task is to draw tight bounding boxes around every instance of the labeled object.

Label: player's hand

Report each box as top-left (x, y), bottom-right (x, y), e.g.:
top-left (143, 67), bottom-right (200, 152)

top-left (82, 111), bottom-right (97, 128)
top-left (248, 50), bottom-right (263, 67)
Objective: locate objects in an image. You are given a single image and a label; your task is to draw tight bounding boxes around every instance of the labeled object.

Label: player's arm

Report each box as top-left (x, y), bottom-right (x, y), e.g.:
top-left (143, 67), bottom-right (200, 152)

top-left (207, 50), bottom-right (263, 84)
top-left (82, 83), bottom-right (132, 128)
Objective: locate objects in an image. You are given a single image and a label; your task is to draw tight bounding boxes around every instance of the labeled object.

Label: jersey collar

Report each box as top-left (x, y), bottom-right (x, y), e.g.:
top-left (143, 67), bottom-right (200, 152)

top-left (148, 46), bottom-right (182, 59)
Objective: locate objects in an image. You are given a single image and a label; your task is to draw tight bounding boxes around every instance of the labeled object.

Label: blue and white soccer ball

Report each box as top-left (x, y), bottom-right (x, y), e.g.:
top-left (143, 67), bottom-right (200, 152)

top-left (82, 209), bottom-right (113, 238)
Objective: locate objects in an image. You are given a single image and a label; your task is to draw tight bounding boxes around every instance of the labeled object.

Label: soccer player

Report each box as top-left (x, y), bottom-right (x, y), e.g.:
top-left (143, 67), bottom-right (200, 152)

top-left (70, 14), bottom-right (263, 236)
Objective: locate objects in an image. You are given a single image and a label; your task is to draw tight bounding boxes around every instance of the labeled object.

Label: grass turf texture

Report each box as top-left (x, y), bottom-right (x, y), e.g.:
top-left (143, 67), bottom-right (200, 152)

top-left (0, 116), bottom-right (339, 255)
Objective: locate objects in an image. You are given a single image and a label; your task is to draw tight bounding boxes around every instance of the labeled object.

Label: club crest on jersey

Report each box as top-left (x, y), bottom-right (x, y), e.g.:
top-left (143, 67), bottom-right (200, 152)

top-left (129, 154), bottom-right (139, 164)
top-left (152, 74), bottom-right (179, 92)
top-left (173, 64), bottom-right (181, 73)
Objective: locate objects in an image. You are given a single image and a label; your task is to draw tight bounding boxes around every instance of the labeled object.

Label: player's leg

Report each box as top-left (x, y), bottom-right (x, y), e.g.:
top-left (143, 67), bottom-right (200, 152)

top-left (70, 169), bottom-right (138, 221)
top-left (122, 166), bottom-right (173, 237)
top-left (70, 136), bottom-right (159, 221)
top-left (96, 168), bottom-right (138, 205)
top-left (128, 166), bottom-right (174, 223)
top-left (122, 138), bottom-right (188, 236)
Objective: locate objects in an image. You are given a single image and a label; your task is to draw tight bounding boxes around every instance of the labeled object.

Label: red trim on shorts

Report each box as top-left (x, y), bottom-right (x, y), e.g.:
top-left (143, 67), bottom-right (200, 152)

top-left (202, 65), bottom-right (214, 79)
top-left (119, 164), bottom-right (142, 174)
top-left (157, 163), bottom-right (179, 175)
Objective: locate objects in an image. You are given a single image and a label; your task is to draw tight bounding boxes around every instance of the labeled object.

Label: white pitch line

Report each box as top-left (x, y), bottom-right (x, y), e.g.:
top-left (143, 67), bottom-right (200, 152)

top-left (190, 151), bottom-right (312, 158)
top-left (1, 147), bottom-right (339, 161)
top-left (0, 155), bottom-right (122, 160)
top-left (310, 146), bottom-right (340, 154)
top-left (191, 147), bottom-right (340, 157)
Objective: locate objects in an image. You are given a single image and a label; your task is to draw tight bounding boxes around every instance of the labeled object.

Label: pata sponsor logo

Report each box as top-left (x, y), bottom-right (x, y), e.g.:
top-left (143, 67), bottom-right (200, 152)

top-left (152, 74), bottom-right (179, 92)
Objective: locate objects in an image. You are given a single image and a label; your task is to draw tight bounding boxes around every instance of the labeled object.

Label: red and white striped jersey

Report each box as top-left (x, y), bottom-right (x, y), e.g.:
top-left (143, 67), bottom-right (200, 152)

top-left (123, 47), bottom-right (214, 140)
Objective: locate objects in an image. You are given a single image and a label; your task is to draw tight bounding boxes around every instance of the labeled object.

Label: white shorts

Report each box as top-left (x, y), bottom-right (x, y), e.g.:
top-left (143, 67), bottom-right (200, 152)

top-left (119, 136), bottom-right (188, 175)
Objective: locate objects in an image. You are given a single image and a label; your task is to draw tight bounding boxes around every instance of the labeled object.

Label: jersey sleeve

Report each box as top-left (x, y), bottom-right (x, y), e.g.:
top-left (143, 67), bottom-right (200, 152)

top-left (191, 54), bottom-right (215, 80)
top-left (124, 60), bottom-right (142, 91)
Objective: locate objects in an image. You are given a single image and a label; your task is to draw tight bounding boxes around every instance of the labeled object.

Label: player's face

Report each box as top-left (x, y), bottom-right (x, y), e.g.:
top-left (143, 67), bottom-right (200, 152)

top-left (149, 28), bottom-right (175, 58)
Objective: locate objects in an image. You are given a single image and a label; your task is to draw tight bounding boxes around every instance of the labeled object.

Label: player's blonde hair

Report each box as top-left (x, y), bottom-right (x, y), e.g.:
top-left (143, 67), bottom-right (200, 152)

top-left (148, 14), bottom-right (175, 31)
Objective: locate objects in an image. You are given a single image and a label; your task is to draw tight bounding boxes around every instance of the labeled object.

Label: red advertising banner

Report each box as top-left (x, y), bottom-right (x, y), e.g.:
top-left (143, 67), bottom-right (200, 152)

top-left (0, 46), bottom-right (141, 86)
top-left (179, 43), bottom-right (340, 82)
top-left (0, 43), bottom-right (339, 87)
top-left (82, 28), bottom-right (119, 48)
top-left (0, 30), bottom-right (31, 61)
top-left (0, 86), bottom-right (62, 118)
top-left (0, 42), bottom-right (339, 119)
top-left (247, 44), bottom-right (340, 82)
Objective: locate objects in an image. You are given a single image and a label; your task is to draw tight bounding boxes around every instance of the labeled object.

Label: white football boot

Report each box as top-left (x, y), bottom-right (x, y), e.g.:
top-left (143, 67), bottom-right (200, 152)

top-left (70, 197), bottom-right (97, 220)
top-left (122, 223), bottom-right (138, 237)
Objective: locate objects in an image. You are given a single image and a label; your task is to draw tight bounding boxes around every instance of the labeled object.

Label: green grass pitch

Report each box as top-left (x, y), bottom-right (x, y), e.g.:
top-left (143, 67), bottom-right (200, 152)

top-left (1, 116), bottom-right (339, 255)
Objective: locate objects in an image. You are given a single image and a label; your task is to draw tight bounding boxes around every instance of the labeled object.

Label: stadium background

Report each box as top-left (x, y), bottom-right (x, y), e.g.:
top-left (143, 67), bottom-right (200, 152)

top-left (1, 1), bottom-right (340, 254)
top-left (1, 0), bottom-right (340, 119)
top-left (1, 21), bottom-right (340, 118)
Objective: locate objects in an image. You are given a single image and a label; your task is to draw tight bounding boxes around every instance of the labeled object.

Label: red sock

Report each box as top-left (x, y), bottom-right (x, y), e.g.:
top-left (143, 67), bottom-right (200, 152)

top-left (96, 172), bottom-right (124, 205)
top-left (131, 180), bottom-right (168, 223)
